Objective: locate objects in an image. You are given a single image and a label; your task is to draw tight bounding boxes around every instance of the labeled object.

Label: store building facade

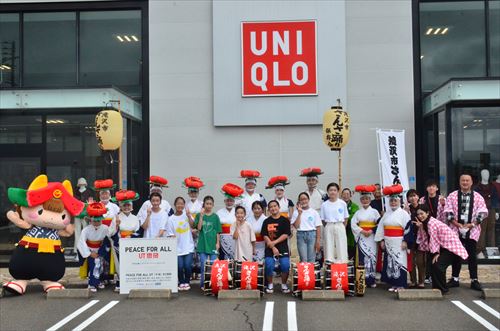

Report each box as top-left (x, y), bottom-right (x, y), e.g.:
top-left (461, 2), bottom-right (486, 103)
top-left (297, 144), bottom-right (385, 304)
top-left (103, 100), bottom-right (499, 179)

top-left (0, 0), bottom-right (498, 257)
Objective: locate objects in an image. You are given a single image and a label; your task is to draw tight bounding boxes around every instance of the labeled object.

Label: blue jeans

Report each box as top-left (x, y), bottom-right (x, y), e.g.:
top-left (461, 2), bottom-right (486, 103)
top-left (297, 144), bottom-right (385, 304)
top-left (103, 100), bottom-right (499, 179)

top-left (178, 253), bottom-right (194, 285)
top-left (297, 230), bottom-right (317, 263)
top-left (265, 256), bottom-right (290, 277)
top-left (199, 253), bottom-right (218, 287)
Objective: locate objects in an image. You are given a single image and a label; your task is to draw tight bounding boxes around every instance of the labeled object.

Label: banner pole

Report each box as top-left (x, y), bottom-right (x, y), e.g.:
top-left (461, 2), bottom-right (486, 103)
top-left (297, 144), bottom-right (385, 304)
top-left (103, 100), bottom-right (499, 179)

top-left (338, 149), bottom-right (342, 188)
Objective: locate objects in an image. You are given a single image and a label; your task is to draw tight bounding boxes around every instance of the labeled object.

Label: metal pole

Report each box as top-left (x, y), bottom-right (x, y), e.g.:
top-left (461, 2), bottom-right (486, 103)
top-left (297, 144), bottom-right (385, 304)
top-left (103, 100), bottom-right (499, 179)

top-left (338, 149), bottom-right (342, 188)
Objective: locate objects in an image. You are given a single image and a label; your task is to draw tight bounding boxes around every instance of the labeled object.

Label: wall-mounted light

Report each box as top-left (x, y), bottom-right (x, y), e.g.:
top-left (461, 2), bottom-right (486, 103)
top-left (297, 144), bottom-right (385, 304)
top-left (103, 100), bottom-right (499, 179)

top-left (0, 64), bottom-right (12, 70)
top-left (420, 55), bottom-right (424, 59)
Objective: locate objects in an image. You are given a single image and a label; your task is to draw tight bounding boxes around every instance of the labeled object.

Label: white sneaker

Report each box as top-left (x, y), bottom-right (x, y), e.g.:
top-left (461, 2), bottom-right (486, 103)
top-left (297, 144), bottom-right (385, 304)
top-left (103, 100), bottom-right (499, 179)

top-left (281, 284), bottom-right (291, 294)
top-left (97, 283), bottom-right (105, 289)
top-left (184, 284), bottom-right (191, 291)
top-left (477, 252), bottom-right (485, 259)
top-left (88, 286), bottom-right (97, 293)
top-left (265, 285), bottom-right (274, 294)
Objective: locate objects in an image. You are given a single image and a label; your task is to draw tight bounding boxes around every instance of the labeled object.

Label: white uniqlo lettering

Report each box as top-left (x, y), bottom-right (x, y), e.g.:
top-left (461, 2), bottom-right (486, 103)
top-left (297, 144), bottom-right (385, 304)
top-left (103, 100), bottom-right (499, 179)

top-left (248, 29), bottom-right (309, 92)
top-left (296, 30), bottom-right (303, 55)
top-left (273, 62), bottom-right (290, 86)
top-left (272, 31), bottom-right (289, 55)
top-left (292, 61), bottom-right (308, 86)
top-left (251, 62), bottom-right (268, 91)
top-left (250, 31), bottom-right (267, 55)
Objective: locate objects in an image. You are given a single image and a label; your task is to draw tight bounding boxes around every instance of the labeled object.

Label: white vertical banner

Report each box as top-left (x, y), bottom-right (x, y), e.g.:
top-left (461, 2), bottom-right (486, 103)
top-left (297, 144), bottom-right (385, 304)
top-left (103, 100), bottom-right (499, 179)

top-left (376, 129), bottom-right (410, 203)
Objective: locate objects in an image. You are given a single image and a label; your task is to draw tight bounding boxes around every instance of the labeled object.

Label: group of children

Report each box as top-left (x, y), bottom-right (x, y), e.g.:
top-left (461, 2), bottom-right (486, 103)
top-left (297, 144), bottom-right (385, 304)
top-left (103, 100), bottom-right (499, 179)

top-left (77, 169), bottom-right (489, 296)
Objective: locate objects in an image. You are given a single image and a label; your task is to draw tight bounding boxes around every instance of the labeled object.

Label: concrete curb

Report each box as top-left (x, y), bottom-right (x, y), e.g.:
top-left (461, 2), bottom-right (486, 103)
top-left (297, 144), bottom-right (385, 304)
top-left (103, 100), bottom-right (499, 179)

top-left (218, 290), bottom-right (261, 300)
top-left (482, 288), bottom-right (500, 299)
top-left (128, 289), bottom-right (172, 299)
top-left (46, 289), bottom-right (91, 299)
top-left (302, 290), bottom-right (345, 301)
top-left (397, 289), bottom-right (443, 301)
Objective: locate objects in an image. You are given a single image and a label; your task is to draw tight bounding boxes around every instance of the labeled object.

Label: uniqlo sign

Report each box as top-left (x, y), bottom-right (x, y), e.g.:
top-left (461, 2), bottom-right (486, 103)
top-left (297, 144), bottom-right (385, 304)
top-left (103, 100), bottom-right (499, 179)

top-left (241, 20), bottom-right (317, 97)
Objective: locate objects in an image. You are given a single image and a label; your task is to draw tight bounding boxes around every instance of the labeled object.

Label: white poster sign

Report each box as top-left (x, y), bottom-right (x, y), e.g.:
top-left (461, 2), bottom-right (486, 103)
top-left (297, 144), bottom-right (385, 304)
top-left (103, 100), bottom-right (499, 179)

top-left (119, 238), bottom-right (178, 294)
top-left (376, 129), bottom-right (410, 206)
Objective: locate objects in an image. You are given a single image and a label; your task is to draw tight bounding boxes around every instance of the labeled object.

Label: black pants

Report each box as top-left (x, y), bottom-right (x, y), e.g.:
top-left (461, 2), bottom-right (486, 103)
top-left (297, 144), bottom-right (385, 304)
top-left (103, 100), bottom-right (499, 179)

top-left (431, 248), bottom-right (455, 292)
top-left (451, 237), bottom-right (478, 280)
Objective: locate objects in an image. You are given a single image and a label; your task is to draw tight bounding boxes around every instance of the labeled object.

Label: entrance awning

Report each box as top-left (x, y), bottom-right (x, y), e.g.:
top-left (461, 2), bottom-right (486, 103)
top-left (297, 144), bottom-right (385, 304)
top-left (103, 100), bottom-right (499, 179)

top-left (423, 78), bottom-right (500, 115)
top-left (0, 87), bottom-right (142, 121)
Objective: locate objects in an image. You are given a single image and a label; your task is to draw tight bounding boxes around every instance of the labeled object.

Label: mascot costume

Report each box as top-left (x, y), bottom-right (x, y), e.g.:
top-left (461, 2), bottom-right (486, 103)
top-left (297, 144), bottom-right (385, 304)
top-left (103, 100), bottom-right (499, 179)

top-left (3, 175), bottom-right (84, 295)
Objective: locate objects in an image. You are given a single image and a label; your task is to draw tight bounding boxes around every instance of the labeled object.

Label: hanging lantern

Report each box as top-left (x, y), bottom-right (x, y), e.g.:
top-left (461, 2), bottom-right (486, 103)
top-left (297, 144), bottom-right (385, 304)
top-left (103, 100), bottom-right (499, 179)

top-left (322, 100), bottom-right (350, 151)
top-left (95, 110), bottom-right (123, 151)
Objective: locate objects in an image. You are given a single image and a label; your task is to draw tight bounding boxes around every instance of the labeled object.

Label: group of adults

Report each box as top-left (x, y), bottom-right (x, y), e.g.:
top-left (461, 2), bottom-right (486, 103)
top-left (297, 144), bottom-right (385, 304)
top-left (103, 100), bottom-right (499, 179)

top-left (73, 168), bottom-right (497, 295)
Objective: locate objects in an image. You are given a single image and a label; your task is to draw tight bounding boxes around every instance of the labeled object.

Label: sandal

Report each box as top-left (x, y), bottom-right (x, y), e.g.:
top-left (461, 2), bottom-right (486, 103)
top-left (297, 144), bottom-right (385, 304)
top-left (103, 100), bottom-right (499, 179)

top-left (3, 281), bottom-right (25, 295)
top-left (44, 284), bottom-right (65, 292)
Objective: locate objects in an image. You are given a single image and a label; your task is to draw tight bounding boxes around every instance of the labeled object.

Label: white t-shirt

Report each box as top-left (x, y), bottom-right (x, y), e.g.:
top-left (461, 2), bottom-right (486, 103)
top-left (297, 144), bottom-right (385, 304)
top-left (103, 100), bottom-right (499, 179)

top-left (142, 209), bottom-right (169, 239)
top-left (291, 208), bottom-right (322, 231)
top-left (320, 199), bottom-right (349, 223)
top-left (168, 212), bottom-right (195, 256)
top-left (137, 199), bottom-right (172, 223)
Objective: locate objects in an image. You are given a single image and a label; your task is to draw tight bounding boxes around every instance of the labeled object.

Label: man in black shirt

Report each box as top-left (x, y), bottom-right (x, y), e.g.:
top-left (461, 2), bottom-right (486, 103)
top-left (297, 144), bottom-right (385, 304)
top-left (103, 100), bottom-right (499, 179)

top-left (261, 200), bottom-right (291, 294)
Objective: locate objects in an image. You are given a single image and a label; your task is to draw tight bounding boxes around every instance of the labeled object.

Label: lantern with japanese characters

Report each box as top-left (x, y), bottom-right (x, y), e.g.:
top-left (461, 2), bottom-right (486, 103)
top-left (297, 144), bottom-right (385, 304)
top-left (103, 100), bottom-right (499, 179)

top-left (322, 101), bottom-right (350, 151)
top-left (234, 261), bottom-right (265, 295)
top-left (95, 110), bottom-right (123, 151)
top-left (291, 262), bottom-right (322, 297)
top-left (203, 259), bottom-right (234, 296)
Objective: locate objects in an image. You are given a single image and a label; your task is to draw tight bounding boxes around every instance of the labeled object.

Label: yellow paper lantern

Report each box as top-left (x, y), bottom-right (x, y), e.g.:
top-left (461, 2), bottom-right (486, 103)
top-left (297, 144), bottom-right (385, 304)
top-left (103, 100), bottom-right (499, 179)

top-left (95, 110), bottom-right (123, 151)
top-left (322, 102), bottom-right (350, 151)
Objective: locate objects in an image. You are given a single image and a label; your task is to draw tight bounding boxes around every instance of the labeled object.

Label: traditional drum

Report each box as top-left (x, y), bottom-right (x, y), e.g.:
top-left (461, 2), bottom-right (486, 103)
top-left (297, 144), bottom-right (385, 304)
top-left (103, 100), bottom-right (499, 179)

top-left (233, 261), bottom-right (265, 295)
top-left (291, 262), bottom-right (322, 297)
top-left (203, 259), bottom-right (234, 296)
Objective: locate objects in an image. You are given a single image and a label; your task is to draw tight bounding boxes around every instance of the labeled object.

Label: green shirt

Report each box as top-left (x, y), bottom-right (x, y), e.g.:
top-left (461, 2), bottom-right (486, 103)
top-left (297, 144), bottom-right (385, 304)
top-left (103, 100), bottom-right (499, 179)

top-left (346, 201), bottom-right (360, 248)
top-left (194, 213), bottom-right (222, 254)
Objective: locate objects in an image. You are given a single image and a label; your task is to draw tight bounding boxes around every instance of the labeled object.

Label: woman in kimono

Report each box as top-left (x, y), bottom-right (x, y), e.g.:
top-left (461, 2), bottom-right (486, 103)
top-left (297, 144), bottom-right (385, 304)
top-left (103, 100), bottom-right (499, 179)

top-left (183, 177), bottom-right (204, 279)
top-left (351, 185), bottom-right (380, 287)
top-left (217, 184), bottom-right (240, 260)
top-left (375, 184), bottom-right (412, 292)
top-left (247, 200), bottom-right (266, 262)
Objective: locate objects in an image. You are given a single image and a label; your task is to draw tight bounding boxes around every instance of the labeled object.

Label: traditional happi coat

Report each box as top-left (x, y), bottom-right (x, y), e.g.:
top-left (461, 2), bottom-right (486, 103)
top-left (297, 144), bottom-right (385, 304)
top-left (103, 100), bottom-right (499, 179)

top-left (418, 195), bottom-right (445, 223)
top-left (444, 190), bottom-right (488, 242)
top-left (375, 207), bottom-right (412, 287)
top-left (416, 217), bottom-right (468, 259)
top-left (351, 206), bottom-right (381, 285)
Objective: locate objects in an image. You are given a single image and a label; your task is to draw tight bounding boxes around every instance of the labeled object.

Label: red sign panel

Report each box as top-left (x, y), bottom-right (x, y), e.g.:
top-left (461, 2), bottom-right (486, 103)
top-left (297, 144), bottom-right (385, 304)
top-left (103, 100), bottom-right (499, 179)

top-left (297, 262), bottom-right (316, 290)
top-left (240, 261), bottom-right (259, 290)
top-left (241, 20), bottom-right (317, 96)
top-left (210, 260), bottom-right (229, 295)
top-left (330, 263), bottom-right (349, 294)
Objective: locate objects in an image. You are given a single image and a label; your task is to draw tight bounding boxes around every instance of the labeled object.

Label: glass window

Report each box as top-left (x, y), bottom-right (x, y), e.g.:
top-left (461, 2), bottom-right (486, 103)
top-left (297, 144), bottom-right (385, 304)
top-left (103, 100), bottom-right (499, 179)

top-left (489, 1), bottom-right (500, 76)
top-left (0, 13), bottom-right (20, 87)
top-left (438, 111), bottom-right (448, 195)
top-left (0, 115), bottom-right (42, 144)
top-left (420, 2), bottom-right (486, 93)
top-left (424, 115), bottom-right (437, 181)
top-left (46, 114), bottom-right (107, 183)
top-left (23, 12), bottom-right (76, 87)
top-left (451, 107), bottom-right (500, 185)
top-left (80, 11), bottom-right (142, 99)
top-left (0, 157), bottom-right (40, 256)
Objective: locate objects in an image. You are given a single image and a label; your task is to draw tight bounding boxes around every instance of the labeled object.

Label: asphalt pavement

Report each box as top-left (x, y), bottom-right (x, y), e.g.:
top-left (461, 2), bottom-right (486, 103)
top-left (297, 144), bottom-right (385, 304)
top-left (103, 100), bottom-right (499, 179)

top-left (1, 283), bottom-right (499, 331)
